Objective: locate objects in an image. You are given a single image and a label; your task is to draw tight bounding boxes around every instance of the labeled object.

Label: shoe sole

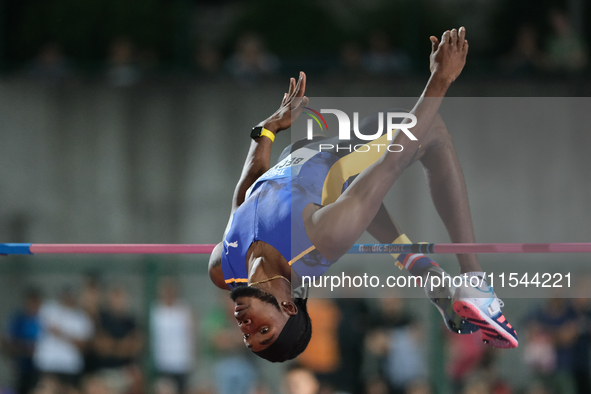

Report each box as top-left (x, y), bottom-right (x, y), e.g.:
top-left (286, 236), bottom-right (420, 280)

top-left (453, 300), bottom-right (518, 349)
top-left (429, 288), bottom-right (479, 334)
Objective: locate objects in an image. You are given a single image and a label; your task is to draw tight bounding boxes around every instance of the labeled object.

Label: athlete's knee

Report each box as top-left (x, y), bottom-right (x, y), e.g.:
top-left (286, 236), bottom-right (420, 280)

top-left (313, 231), bottom-right (350, 261)
top-left (314, 234), bottom-right (342, 260)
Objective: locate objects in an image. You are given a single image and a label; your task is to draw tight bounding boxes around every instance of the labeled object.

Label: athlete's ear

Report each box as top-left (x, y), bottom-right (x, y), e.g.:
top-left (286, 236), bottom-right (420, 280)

top-left (281, 301), bottom-right (298, 316)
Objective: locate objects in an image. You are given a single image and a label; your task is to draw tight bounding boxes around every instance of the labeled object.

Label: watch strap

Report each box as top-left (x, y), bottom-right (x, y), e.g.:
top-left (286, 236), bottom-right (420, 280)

top-left (259, 127), bottom-right (275, 142)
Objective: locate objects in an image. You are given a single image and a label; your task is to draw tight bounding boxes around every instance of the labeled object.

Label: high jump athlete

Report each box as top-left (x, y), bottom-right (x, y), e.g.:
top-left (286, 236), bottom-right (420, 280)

top-left (208, 27), bottom-right (518, 363)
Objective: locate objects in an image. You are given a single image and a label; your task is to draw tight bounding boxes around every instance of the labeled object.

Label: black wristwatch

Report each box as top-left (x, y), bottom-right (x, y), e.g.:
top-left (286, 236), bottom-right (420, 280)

top-left (250, 126), bottom-right (275, 142)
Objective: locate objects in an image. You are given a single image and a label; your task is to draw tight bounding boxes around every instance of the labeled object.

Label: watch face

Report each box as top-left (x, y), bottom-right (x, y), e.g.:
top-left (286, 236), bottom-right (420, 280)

top-left (251, 126), bottom-right (263, 139)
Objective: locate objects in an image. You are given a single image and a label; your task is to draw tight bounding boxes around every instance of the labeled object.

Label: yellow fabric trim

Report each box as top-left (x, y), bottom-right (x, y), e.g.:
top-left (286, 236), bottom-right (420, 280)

top-left (261, 127), bottom-right (275, 142)
top-left (321, 134), bottom-right (389, 205)
top-left (225, 278), bottom-right (249, 284)
top-left (394, 234), bottom-right (412, 244)
top-left (288, 245), bottom-right (316, 266)
top-left (392, 234), bottom-right (412, 269)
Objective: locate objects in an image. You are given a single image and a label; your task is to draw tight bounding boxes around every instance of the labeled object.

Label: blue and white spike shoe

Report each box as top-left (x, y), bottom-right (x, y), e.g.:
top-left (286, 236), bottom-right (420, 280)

top-left (453, 279), bottom-right (518, 348)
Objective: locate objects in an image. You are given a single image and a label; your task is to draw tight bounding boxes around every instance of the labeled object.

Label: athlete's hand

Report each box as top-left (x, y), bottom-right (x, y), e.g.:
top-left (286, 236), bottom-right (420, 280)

top-left (258, 72), bottom-right (309, 134)
top-left (429, 27), bottom-right (468, 85)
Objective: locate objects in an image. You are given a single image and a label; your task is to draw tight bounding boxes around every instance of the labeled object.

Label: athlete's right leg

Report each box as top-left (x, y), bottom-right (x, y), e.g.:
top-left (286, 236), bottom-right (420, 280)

top-left (303, 127), bottom-right (423, 261)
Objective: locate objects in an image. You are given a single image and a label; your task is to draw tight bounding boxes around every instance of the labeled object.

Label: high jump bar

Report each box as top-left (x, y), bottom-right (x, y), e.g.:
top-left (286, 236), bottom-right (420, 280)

top-left (2, 243), bottom-right (591, 255)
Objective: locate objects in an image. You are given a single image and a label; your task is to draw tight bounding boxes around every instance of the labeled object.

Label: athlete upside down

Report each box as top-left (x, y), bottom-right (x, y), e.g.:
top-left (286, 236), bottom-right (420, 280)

top-left (208, 27), bottom-right (518, 363)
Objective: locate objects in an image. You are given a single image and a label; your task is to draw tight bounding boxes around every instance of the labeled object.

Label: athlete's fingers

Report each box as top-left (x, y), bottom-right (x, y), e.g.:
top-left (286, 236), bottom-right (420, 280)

top-left (291, 74), bottom-right (303, 100)
top-left (291, 77), bottom-right (298, 99)
top-left (286, 78), bottom-right (293, 98)
top-left (295, 72), bottom-right (306, 98)
top-left (430, 36), bottom-right (439, 54)
top-left (281, 93), bottom-right (288, 105)
top-left (440, 30), bottom-right (450, 46)
top-left (450, 28), bottom-right (458, 48)
top-left (292, 74), bottom-right (306, 107)
top-left (288, 77), bottom-right (296, 97)
top-left (458, 26), bottom-right (466, 48)
top-left (289, 74), bottom-right (305, 109)
top-left (463, 40), bottom-right (469, 57)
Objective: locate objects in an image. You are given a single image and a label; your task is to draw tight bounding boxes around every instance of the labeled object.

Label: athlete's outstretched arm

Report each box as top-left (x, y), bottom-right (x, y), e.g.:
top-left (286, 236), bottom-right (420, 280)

top-left (230, 73), bottom-right (309, 212)
top-left (305, 28), bottom-right (469, 261)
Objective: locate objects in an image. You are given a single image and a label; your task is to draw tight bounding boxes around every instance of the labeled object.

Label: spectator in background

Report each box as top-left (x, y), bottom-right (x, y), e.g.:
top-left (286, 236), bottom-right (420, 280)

top-left (92, 285), bottom-right (143, 394)
top-left (461, 373), bottom-right (492, 394)
top-left (136, 48), bottom-right (159, 77)
top-left (80, 273), bottom-right (102, 375)
top-left (446, 332), bottom-right (487, 390)
top-left (384, 319), bottom-right (427, 392)
top-left (571, 279), bottom-right (591, 394)
top-left (297, 298), bottom-right (341, 392)
top-left (5, 288), bottom-right (42, 394)
top-left (456, 349), bottom-right (512, 394)
top-left (34, 286), bottom-right (94, 393)
top-left (107, 37), bottom-right (142, 87)
top-left (363, 378), bottom-right (389, 394)
top-left (331, 299), bottom-right (369, 394)
top-left (81, 375), bottom-right (111, 394)
top-left (362, 297), bottom-right (418, 394)
top-left (27, 43), bottom-right (71, 84)
top-left (225, 32), bottom-right (280, 85)
top-left (194, 43), bottom-right (223, 76)
top-left (543, 9), bottom-right (588, 73)
top-left (362, 31), bottom-right (411, 76)
top-left (406, 380), bottom-right (432, 394)
top-left (151, 277), bottom-right (195, 394)
top-left (282, 364), bottom-right (320, 394)
top-left (80, 273), bottom-right (102, 326)
top-left (499, 24), bottom-right (543, 75)
top-left (337, 41), bottom-right (365, 77)
top-left (201, 297), bottom-right (257, 394)
top-left (524, 381), bottom-right (551, 394)
top-left (154, 378), bottom-right (180, 394)
top-left (525, 298), bottom-right (578, 394)
top-left (31, 376), bottom-right (60, 394)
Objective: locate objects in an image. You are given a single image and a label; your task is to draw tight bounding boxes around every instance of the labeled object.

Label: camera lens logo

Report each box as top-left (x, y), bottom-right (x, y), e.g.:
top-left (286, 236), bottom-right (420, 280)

top-left (303, 107), bottom-right (329, 138)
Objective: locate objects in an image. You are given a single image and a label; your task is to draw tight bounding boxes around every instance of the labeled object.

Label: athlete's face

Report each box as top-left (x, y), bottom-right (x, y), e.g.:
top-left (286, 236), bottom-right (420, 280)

top-left (230, 286), bottom-right (290, 352)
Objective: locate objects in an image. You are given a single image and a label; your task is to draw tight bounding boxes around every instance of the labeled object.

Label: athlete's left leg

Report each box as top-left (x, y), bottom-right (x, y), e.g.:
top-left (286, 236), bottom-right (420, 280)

top-left (363, 115), bottom-right (482, 334)
top-left (416, 114), bottom-right (482, 273)
top-left (414, 115), bottom-right (518, 348)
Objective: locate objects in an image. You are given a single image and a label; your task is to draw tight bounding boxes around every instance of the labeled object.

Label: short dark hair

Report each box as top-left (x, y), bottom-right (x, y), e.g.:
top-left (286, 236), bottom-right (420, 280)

top-left (229, 285), bottom-right (281, 311)
top-left (282, 298), bottom-right (312, 361)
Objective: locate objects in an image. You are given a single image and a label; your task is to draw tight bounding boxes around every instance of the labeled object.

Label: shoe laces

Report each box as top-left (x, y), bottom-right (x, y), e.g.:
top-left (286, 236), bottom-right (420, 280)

top-left (491, 295), bottom-right (505, 311)
top-left (490, 286), bottom-right (504, 308)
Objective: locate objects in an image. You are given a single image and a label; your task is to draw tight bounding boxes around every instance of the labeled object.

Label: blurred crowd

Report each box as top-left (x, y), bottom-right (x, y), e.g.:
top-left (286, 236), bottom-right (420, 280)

top-left (498, 9), bottom-right (588, 76)
top-left (1, 274), bottom-right (591, 394)
top-left (16, 6), bottom-right (589, 88)
top-left (0, 275), bottom-right (196, 394)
